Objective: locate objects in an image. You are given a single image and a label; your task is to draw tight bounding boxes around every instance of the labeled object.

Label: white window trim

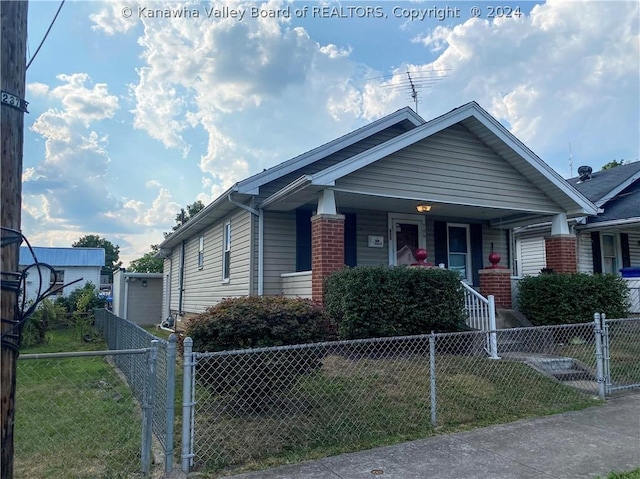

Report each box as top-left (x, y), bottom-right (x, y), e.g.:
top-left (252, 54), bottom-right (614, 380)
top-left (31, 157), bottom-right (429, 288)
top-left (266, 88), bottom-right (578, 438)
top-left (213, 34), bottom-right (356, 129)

top-left (197, 235), bottom-right (204, 270)
top-left (387, 213), bottom-right (427, 266)
top-left (447, 223), bottom-right (472, 283)
top-left (222, 220), bottom-right (231, 281)
top-left (600, 233), bottom-right (621, 275)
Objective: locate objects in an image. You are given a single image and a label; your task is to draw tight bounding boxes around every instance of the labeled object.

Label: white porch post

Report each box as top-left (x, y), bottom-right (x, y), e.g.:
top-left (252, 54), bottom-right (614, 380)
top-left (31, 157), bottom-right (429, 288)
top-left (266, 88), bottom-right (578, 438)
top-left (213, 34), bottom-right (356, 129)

top-left (550, 212), bottom-right (570, 235)
top-left (317, 189), bottom-right (337, 215)
top-left (546, 212), bottom-right (577, 273)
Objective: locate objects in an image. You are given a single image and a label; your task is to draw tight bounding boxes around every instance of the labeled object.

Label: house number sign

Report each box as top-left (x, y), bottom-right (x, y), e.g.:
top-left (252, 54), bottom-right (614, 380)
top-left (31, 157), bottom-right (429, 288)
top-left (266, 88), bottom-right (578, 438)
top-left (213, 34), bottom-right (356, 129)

top-left (1, 90), bottom-right (29, 113)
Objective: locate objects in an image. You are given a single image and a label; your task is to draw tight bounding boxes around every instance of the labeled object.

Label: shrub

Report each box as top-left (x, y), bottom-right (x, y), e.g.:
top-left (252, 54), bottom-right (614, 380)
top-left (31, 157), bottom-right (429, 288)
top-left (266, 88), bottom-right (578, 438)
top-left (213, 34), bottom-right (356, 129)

top-left (517, 273), bottom-right (630, 325)
top-left (20, 298), bottom-right (67, 348)
top-left (185, 296), bottom-right (337, 414)
top-left (324, 266), bottom-right (467, 340)
top-left (186, 296), bottom-right (336, 352)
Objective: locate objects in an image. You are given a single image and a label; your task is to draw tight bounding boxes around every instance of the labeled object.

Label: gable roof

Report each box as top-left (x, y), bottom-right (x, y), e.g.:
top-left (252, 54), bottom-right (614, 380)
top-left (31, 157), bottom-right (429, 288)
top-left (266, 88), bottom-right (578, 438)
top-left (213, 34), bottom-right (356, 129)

top-left (567, 161), bottom-right (640, 206)
top-left (235, 107), bottom-right (424, 195)
top-left (19, 247), bottom-right (105, 267)
top-left (290, 102), bottom-right (597, 219)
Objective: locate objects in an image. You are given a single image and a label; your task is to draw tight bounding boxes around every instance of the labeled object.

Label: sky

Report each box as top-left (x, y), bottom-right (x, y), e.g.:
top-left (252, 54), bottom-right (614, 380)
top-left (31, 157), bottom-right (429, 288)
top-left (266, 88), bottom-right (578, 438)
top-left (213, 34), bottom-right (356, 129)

top-left (22, 0), bottom-right (640, 265)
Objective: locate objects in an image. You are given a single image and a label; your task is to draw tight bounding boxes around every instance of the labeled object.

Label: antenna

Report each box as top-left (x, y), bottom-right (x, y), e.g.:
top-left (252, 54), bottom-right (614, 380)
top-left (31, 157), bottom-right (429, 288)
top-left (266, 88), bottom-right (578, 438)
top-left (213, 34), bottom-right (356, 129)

top-left (407, 72), bottom-right (418, 113)
top-left (376, 69), bottom-right (450, 114)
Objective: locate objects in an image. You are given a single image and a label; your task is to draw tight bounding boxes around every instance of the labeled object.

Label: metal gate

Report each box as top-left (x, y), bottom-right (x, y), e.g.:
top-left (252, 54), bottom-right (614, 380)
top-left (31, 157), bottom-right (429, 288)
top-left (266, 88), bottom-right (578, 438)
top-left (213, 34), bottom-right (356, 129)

top-left (594, 314), bottom-right (640, 396)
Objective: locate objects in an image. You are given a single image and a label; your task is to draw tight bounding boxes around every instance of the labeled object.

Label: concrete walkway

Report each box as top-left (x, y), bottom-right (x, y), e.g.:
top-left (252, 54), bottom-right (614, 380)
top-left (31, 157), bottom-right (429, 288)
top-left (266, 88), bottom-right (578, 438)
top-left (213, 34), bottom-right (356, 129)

top-left (227, 392), bottom-right (640, 479)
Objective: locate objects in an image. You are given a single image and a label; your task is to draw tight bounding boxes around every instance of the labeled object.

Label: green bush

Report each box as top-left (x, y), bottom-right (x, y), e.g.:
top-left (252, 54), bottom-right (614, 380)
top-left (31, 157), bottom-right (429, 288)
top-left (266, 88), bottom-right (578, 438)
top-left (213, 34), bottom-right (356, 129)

top-left (20, 298), bottom-right (67, 348)
top-left (186, 296), bottom-right (336, 352)
top-left (324, 266), bottom-right (467, 340)
top-left (186, 296), bottom-right (337, 414)
top-left (517, 273), bottom-right (630, 325)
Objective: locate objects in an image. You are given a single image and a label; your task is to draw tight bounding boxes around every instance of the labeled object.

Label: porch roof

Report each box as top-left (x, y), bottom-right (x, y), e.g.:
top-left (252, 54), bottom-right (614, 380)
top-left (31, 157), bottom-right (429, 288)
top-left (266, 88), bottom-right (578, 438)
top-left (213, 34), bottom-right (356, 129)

top-left (259, 102), bottom-right (599, 228)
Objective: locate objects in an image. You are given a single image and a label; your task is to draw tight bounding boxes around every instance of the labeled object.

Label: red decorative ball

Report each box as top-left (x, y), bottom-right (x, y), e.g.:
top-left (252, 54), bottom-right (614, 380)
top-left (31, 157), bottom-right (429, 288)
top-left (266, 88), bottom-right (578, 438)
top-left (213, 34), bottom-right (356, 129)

top-left (488, 251), bottom-right (501, 266)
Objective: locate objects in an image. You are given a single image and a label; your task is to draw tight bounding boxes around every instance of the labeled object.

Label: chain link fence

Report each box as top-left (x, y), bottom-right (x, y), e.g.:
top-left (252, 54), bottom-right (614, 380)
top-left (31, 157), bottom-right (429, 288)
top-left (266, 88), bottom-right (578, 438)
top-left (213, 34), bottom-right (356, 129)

top-left (94, 309), bottom-right (177, 473)
top-left (181, 318), bottom-right (640, 475)
top-left (603, 318), bottom-right (640, 393)
top-left (15, 349), bottom-right (151, 478)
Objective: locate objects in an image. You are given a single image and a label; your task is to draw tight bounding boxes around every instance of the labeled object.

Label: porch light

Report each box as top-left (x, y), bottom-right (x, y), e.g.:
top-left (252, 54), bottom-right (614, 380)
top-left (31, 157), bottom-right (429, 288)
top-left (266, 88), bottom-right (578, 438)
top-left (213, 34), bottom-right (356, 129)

top-left (416, 204), bottom-right (432, 213)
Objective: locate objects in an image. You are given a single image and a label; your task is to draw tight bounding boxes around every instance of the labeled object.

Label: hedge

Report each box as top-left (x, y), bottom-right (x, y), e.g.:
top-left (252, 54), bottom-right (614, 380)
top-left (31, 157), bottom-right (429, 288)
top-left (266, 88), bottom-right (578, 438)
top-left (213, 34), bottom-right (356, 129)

top-left (517, 273), bottom-right (630, 325)
top-left (324, 266), bottom-right (467, 340)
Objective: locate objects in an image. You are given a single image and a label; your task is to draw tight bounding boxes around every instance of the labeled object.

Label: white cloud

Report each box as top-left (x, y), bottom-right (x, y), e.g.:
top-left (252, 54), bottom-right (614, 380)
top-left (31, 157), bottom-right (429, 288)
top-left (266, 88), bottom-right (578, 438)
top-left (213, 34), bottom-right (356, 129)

top-left (90, 2), bottom-right (138, 35)
top-left (27, 82), bottom-right (50, 96)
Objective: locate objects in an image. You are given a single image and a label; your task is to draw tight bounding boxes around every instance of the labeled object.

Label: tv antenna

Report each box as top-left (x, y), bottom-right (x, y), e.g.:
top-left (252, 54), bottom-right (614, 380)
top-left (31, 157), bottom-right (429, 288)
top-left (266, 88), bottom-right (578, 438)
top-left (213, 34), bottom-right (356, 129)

top-left (375, 69), bottom-right (450, 114)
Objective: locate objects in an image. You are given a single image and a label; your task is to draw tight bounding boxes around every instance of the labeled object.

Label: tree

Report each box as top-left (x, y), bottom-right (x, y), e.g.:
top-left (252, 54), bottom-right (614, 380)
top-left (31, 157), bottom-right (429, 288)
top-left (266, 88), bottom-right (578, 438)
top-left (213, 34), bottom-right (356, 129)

top-left (72, 235), bottom-right (122, 280)
top-left (601, 159), bottom-right (625, 170)
top-left (128, 245), bottom-right (163, 273)
top-left (164, 199), bottom-right (205, 237)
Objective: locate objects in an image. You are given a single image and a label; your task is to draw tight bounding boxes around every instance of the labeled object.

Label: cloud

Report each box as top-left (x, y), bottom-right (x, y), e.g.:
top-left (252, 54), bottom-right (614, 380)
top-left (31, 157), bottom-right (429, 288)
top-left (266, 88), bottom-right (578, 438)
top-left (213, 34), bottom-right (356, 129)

top-left (409, 0), bottom-right (639, 174)
top-left (90, 1), bottom-right (138, 35)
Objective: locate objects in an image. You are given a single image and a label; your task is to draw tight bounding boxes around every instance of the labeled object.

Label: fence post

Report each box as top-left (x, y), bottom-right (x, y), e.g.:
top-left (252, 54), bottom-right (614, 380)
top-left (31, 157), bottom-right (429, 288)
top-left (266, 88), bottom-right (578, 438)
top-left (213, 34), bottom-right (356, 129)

top-left (594, 313), bottom-right (606, 399)
top-left (165, 334), bottom-right (177, 473)
top-left (601, 313), bottom-right (611, 395)
top-left (142, 340), bottom-right (159, 475)
top-left (181, 337), bottom-right (194, 473)
top-left (487, 295), bottom-right (499, 359)
top-left (429, 332), bottom-right (437, 427)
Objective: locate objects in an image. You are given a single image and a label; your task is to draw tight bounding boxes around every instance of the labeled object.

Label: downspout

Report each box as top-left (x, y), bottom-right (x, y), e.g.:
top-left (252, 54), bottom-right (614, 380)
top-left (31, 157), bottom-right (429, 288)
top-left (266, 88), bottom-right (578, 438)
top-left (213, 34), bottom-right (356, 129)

top-left (178, 240), bottom-right (185, 315)
top-left (227, 194), bottom-right (263, 295)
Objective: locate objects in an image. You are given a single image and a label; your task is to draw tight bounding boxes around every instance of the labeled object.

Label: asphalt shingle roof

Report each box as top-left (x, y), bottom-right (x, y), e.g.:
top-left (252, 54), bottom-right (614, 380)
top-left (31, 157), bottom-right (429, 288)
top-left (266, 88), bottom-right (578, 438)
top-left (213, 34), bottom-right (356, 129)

top-left (567, 161), bottom-right (640, 203)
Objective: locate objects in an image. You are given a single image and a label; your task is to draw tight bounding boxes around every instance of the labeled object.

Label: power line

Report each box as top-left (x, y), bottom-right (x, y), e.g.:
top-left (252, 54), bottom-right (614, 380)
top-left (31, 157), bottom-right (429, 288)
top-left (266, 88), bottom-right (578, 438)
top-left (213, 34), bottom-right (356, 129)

top-left (26, 0), bottom-right (65, 71)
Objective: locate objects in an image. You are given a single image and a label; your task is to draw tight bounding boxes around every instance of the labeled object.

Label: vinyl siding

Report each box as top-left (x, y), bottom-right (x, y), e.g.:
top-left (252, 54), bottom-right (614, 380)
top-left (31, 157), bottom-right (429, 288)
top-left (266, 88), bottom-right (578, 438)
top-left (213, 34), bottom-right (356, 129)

top-left (576, 232), bottom-right (594, 274)
top-left (256, 126), bottom-right (409, 201)
top-left (162, 258), bottom-right (172, 320)
top-left (21, 266), bottom-right (101, 305)
top-left (281, 272), bottom-right (312, 298)
top-left (168, 209), bottom-right (252, 314)
top-left (262, 210), bottom-right (297, 295)
top-left (629, 231), bottom-right (640, 266)
top-left (335, 124), bottom-right (562, 213)
top-left (515, 231), bottom-right (547, 276)
top-left (354, 210), bottom-right (388, 266)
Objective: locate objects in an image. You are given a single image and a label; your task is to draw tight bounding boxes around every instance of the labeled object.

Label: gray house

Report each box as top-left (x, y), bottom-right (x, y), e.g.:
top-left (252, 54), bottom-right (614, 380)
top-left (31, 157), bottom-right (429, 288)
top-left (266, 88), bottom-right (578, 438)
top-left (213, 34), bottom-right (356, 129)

top-left (158, 102), bottom-right (599, 328)
top-left (514, 161), bottom-right (640, 311)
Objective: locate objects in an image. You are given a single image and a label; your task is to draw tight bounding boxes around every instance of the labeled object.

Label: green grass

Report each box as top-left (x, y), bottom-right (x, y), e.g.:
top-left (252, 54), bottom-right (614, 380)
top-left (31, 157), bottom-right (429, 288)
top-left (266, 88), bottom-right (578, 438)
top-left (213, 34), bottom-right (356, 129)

top-left (192, 352), bottom-right (601, 476)
top-left (14, 329), bottom-right (144, 479)
top-left (600, 468), bottom-right (640, 479)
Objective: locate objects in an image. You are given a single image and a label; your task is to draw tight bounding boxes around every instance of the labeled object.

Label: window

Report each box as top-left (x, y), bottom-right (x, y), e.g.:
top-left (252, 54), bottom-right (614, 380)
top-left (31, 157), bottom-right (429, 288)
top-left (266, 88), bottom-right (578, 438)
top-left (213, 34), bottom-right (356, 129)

top-left (448, 224), bottom-right (471, 282)
top-left (601, 234), bottom-right (618, 274)
top-left (197, 235), bottom-right (204, 270)
top-left (50, 270), bottom-right (65, 295)
top-left (222, 221), bottom-right (231, 281)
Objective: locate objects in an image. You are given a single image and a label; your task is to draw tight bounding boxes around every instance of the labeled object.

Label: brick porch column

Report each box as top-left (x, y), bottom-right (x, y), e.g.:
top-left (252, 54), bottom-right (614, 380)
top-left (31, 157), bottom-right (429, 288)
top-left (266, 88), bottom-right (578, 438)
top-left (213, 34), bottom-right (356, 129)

top-left (545, 235), bottom-right (577, 273)
top-left (311, 213), bottom-right (345, 303)
top-left (479, 269), bottom-right (512, 309)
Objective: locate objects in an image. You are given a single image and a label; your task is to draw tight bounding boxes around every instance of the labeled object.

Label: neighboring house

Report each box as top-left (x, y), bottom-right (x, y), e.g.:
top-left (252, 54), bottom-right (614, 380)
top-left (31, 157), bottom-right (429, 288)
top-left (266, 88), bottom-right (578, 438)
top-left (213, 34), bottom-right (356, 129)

top-left (19, 246), bottom-right (105, 303)
top-left (157, 101), bottom-right (599, 328)
top-left (112, 269), bottom-right (163, 326)
top-left (514, 161), bottom-right (640, 311)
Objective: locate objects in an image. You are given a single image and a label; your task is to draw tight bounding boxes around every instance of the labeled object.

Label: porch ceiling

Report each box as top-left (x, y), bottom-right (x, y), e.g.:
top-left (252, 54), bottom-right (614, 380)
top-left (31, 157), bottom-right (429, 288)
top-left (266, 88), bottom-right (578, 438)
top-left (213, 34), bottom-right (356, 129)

top-left (262, 187), bottom-right (554, 227)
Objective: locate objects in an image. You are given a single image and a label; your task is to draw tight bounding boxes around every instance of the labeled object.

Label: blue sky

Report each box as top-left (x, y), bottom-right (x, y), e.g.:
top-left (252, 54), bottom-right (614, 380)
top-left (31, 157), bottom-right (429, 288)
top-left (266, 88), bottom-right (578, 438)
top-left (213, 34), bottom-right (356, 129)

top-left (22, 0), bottom-right (640, 265)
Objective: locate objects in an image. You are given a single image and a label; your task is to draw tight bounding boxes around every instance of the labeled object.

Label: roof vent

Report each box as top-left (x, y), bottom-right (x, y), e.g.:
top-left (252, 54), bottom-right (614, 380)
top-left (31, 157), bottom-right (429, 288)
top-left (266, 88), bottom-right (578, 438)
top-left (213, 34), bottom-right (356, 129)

top-left (577, 165), bottom-right (592, 182)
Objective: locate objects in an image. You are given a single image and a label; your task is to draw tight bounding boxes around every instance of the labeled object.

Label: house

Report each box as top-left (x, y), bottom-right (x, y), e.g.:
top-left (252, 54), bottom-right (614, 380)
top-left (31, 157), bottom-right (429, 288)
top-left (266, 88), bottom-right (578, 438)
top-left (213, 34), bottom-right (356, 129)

top-left (111, 269), bottom-right (163, 326)
top-left (157, 101), bottom-right (599, 328)
top-left (19, 246), bottom-right (105, 303)
top-left (514, 161), bottom-right (640, 311)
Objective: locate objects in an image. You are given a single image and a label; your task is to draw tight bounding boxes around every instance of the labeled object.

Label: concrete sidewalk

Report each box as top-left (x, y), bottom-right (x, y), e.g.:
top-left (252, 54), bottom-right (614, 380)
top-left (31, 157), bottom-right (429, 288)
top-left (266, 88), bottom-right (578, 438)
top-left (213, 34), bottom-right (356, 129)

top-left (227, 392), bottom-right (640, 479)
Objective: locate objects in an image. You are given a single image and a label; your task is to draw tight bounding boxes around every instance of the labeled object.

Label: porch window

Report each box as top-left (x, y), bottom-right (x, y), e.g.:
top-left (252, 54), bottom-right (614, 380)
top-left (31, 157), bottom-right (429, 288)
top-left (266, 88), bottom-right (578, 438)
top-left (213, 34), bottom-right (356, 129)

top-left (601, 234), bottom-right (619, 275)
top-left (448, 224), bottom-right (470, 281)
top-left (50, 270), bottom-right (64, 295)
top-left (222, 221), bottom-right (231, 281)
top-left (197, 235), bottom-right (204, 270)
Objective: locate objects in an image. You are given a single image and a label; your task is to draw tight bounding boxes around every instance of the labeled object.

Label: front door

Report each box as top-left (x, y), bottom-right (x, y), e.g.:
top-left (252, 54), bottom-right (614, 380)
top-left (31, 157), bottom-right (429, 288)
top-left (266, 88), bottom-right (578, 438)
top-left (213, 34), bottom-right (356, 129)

top-left (388, 214), bottom-right (426, 266)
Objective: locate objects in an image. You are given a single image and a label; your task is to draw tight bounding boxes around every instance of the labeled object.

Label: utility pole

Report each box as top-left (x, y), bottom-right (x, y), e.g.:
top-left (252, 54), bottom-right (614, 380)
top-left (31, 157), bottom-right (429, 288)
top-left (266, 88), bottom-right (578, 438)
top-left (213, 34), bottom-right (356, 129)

top-left (1, 2), bottom-right (29, 478)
